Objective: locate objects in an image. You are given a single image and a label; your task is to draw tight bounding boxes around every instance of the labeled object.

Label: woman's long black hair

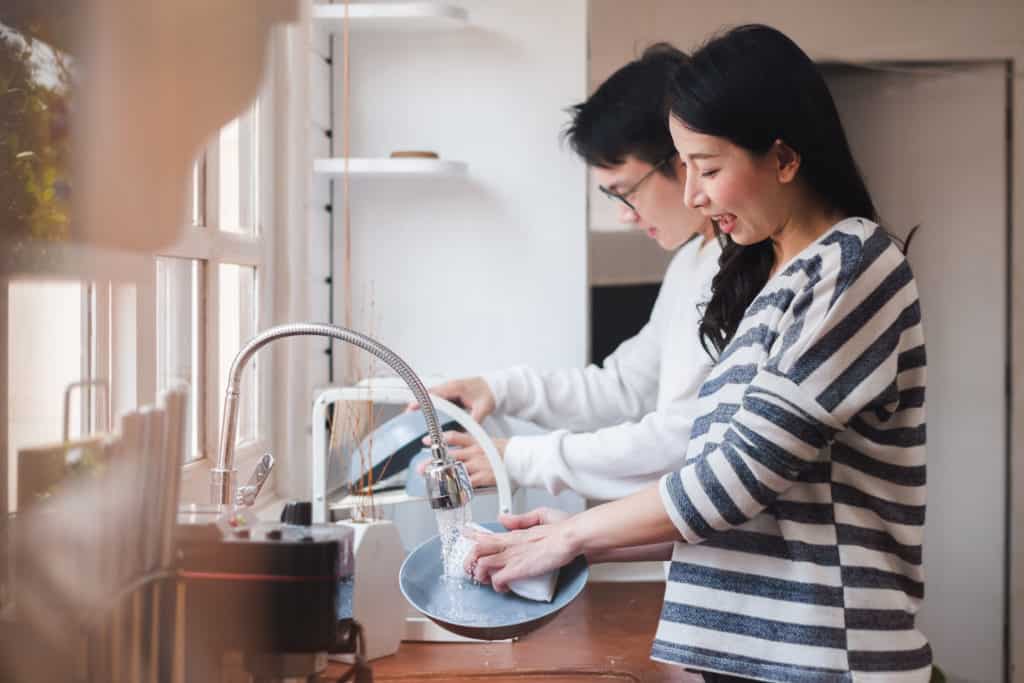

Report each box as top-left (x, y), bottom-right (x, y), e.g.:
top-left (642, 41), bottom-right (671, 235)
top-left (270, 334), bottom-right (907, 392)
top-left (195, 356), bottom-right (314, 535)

top-left (667, 25), bottom-right (878, 357)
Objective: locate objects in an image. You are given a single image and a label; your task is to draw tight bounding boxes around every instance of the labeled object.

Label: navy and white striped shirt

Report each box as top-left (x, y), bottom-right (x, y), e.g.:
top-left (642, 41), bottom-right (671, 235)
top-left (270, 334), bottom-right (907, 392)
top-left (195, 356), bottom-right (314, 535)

top-left (653, 218), bottom-right (929, 682)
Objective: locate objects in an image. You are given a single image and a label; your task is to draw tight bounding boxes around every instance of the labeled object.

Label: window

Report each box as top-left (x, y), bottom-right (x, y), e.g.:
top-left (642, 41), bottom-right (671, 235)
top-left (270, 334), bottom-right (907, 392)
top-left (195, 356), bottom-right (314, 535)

top-left (5, 105), bottom-right (270, 513)
top-left (156, 257), bottom-right (203, 460)
top-left (6, 281), bottom-right (85, 512)
top-left (159, 101), bottom-right (268, 483)
top-left (3, 24), bottom-right (274, 521)
top-left (2, 21), bottom-right (86, 514)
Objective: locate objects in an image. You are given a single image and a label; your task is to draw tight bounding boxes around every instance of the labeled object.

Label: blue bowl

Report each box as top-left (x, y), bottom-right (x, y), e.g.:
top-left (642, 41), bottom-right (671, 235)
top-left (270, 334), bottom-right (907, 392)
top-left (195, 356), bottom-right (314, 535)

top-left (399, 521), bottom-right (589, 641)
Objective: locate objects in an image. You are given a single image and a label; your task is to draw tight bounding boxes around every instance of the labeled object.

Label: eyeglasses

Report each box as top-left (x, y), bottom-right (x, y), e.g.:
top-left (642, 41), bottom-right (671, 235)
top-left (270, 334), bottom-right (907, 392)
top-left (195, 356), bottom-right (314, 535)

top-left (598, 153), bottom-right (676, 213)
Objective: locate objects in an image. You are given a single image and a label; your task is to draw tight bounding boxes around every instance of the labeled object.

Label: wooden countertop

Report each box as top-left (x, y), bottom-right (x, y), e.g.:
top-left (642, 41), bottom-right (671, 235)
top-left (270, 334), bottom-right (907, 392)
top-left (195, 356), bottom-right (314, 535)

top-left (327, 582), bottom-right (702, 682)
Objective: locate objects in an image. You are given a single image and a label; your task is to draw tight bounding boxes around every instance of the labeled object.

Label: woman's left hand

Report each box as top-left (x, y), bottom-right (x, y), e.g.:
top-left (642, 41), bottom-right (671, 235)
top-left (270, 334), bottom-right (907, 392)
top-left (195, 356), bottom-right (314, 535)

top-left (464, 520), bottom-right (580, 593)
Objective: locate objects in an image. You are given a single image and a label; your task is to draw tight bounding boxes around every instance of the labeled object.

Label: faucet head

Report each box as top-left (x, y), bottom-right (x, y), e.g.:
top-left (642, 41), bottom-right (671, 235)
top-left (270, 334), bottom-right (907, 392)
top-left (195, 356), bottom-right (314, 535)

top-left (423, 458), bottom-right (474, 510)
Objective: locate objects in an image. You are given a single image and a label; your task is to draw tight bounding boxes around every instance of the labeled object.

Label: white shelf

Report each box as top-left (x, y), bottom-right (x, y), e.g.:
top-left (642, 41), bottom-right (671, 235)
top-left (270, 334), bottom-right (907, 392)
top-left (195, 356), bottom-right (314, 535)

top-left (314, 157), bottom-right (468, 178)
top-left (312, 3), bottom-right (468, 32)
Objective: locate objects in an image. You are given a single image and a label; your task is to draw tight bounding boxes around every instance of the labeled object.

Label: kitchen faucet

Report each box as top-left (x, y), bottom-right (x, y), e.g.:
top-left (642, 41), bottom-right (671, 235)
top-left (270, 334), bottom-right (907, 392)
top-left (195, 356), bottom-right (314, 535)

top-left (210, 322), bottom-right (474, 512)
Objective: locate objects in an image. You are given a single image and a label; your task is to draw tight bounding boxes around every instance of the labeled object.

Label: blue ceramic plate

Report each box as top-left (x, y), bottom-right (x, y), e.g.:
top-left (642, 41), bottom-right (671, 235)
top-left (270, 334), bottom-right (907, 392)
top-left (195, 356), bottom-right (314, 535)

top-left (399, 521), bottom-right (589, 640)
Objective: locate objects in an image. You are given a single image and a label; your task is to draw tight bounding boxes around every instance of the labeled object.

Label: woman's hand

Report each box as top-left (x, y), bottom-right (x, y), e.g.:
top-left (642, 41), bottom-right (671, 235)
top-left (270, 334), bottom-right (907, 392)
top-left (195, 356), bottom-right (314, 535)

top-left (467, 488), bottom-right (683, 584)
top-left (406, 377), bottom-right (496, 423)
top-left (418, 431), bottom-right (507, 488)
top-left (499, 507), bottom-right (570, 530)
top-left (464, 516), bottom-right (581, 593)
top-left (497, 508), bottom-right (672, 564)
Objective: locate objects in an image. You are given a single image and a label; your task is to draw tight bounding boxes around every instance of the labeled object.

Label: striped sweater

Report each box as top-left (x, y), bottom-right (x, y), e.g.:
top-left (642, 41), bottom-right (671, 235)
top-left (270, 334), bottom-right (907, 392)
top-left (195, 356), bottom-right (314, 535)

top-left (653, 218), bottom-right (929, 682)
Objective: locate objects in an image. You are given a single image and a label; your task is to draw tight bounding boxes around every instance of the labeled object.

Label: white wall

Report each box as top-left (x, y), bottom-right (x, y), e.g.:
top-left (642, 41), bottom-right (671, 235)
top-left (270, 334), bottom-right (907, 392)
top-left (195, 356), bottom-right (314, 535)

top-left (590, 4), bottom-right (1023, 682)
top-left (304, 1), bottom-right (589, 543)
top-left (327, 0), bottom-right (588, 381)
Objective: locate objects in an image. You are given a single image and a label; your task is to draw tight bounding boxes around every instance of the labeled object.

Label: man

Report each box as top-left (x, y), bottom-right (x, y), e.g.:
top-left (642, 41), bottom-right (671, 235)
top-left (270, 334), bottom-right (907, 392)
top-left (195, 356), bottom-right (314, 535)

top-left (420, 44), bottom-right (720, 504)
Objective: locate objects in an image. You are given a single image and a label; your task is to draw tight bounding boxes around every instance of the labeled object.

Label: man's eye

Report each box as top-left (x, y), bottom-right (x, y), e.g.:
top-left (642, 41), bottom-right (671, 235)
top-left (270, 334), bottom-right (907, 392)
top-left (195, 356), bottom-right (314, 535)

top-left (701, 169), bottom-right (719, 178)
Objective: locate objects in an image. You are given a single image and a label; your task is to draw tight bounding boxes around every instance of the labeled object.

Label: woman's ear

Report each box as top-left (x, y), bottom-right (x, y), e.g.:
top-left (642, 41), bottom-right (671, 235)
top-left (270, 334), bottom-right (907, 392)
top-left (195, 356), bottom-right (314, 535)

top-left (773, 139), bottom-right (801, 184)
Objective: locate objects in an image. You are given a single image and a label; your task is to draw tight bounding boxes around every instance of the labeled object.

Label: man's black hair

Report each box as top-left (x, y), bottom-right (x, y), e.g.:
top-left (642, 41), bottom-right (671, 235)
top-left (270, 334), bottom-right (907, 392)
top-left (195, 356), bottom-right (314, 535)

top-left (563, 42), bottom-right (687, 176)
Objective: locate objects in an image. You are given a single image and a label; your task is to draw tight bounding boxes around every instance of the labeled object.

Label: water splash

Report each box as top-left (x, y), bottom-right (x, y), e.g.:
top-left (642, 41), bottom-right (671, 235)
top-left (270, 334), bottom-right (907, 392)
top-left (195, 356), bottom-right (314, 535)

top-left (435, 505), bottom-right (474, 579)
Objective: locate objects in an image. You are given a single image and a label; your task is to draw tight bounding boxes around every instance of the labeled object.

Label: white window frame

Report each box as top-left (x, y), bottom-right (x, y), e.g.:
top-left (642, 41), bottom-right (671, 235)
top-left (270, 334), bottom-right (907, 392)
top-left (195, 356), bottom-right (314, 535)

top-left (1, 35), bottom-right (285, 544)
top-left (160, 98), bottom-right (274, 504)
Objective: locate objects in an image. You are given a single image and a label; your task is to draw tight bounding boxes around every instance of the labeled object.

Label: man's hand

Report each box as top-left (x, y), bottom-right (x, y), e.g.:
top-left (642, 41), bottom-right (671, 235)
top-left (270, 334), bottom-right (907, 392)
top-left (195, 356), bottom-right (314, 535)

top-left (418, 431), bottom-right (507, 488)
top-left (406, 377), bottom-right (496, 423)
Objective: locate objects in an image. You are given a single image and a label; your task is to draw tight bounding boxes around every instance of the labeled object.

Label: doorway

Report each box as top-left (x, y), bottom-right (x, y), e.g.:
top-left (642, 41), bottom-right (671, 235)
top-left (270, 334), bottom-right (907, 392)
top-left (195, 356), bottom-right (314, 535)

top-left (822, 60), bottom-right (1010, 682)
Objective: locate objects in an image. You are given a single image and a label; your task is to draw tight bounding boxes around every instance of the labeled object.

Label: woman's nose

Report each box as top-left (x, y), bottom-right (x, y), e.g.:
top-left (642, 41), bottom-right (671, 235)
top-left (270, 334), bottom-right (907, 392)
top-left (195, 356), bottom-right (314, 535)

top-left (683, 174), bottom-right (707, 209)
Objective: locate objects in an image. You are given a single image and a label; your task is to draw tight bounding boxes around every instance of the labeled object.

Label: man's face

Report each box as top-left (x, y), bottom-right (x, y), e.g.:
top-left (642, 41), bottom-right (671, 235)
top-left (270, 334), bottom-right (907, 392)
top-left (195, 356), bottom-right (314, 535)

top-left (592, 155), bottom-right (707, 251)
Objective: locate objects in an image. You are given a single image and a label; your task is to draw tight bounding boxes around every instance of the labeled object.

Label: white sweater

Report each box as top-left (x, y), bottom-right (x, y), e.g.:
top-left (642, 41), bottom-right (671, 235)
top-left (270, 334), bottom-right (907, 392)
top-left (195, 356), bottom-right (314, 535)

top-left (482, 235), bottom-right (721, 500)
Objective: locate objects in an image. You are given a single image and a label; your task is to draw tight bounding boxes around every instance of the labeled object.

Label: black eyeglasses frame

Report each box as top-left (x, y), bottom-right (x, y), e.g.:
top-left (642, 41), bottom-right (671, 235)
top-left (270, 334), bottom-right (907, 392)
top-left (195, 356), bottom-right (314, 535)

top-left (597, 153), bottom-right (676, 213)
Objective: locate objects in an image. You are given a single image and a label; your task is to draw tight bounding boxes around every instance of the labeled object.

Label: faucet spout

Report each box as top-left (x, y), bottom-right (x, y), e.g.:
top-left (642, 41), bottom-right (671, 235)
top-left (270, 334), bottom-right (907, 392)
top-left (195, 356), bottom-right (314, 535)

top-left (211, 322), bottom-right (472, 511)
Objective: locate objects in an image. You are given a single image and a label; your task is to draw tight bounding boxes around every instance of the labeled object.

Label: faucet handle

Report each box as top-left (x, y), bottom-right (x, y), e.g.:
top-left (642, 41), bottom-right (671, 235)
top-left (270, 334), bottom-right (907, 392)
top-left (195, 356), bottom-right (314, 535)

top-left (235, 453), bottom-right (275, 507)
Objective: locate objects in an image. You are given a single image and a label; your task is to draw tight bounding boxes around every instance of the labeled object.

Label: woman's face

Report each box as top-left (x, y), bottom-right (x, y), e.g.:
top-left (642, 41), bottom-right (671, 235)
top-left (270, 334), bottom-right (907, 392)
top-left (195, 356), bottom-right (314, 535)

top-left (668, 116), bottom-right (795, 246)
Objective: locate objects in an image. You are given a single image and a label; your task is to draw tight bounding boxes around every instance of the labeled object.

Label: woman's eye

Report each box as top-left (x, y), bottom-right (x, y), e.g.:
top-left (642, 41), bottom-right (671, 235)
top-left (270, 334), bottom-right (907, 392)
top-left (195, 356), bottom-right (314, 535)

top-left (701, 169), bottom-right (719, 178)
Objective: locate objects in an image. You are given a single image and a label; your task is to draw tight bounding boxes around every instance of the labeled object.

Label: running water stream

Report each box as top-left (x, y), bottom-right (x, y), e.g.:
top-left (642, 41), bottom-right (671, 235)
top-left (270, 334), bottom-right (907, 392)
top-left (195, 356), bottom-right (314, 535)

top-left (436, 504), bottom-right (476, 579)
top-left (432, 504), bottom-right (478, 622)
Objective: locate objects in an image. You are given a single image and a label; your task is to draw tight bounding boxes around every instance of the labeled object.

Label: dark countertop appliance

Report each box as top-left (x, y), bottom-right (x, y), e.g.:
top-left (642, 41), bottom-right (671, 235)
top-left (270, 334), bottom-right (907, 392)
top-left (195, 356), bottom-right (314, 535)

top-left (176, 508), bottom-right (358, 682)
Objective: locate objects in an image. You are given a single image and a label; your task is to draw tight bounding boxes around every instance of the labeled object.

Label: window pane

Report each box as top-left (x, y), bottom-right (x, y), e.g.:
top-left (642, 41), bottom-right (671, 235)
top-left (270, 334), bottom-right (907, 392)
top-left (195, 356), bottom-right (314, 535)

top-left (8, 280), bottom-right (83, 513)
top-left (191, 157), bottom-right (205, 227)
top-left (218, 264), bottom-right (258, 444)
top-left (156, 257), bottom-right (203, 462)
top-left (217, 103), bottom-right (258, 235)
top-left (109, 282), bottom-right (138, 425)
top-left (218, 118), bottom-right (240, 230)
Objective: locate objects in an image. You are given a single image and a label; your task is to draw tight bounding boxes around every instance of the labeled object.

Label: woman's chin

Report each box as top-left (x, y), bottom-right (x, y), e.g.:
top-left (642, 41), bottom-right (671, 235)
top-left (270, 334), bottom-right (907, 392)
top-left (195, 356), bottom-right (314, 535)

top-left (728, 230), bottom-right (759, 246)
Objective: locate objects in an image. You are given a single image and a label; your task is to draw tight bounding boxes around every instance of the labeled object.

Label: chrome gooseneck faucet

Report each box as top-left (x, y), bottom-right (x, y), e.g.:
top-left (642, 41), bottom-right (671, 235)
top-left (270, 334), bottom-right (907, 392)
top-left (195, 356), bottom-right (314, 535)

top-left (211, 322), bottom-right (474, 512)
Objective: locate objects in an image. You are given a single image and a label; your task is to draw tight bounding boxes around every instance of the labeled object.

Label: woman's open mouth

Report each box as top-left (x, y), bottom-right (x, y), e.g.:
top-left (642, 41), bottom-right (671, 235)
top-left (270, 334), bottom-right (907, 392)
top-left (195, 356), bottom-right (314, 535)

top-left (713, 214), bottom-right (737, 234)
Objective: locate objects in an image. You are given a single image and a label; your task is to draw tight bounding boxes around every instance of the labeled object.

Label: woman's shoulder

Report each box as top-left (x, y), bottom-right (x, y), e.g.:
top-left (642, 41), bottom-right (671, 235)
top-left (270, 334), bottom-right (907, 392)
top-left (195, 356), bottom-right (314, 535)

top-left (784, 218), bottom-right (909, 296)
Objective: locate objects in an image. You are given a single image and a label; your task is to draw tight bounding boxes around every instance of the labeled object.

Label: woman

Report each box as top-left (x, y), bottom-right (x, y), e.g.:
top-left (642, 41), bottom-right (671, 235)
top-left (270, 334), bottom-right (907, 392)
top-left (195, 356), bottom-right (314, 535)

top-left (468, 25), bottom-right (929, 683)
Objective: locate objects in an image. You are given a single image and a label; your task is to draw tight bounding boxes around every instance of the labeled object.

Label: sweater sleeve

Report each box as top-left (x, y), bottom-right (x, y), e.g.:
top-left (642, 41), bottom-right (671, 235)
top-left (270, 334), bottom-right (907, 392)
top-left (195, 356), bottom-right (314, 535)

top-left (481, 244), bottom-right (698, 433)
top-left (660, 230), bottom-right (926, 543)
top-left (481, 331), bottom-right (660, 433)
top-left (501, 401), bottom-right (697, 500)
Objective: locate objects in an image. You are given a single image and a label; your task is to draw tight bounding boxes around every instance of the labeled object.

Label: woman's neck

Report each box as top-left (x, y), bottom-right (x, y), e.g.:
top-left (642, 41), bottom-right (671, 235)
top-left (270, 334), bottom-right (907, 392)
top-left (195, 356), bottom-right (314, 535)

top-left (769, 197), bottom-right (844, 277)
